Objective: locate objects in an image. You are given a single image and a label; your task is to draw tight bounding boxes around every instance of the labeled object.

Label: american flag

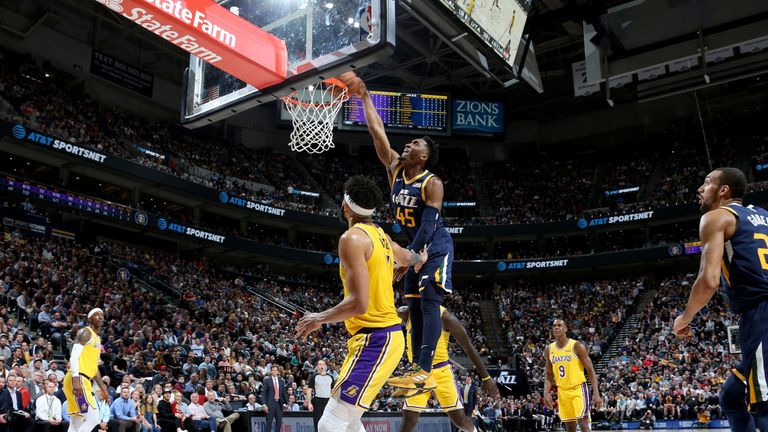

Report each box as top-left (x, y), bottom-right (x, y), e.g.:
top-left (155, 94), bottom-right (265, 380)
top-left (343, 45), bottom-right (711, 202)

top-left (201, 85), bottom-right (220, 104)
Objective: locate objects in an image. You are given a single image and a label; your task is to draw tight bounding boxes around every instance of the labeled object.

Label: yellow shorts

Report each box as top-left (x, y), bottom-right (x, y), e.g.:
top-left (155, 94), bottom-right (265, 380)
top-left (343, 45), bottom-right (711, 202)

top-left (404, 361), bottom-right (462, 412)
top-left (558, 382), bottom-right (590, 422)
top-left (333, 325), bottom-right (405, 410)
top-left (63, 372), bottom-right (97, 416)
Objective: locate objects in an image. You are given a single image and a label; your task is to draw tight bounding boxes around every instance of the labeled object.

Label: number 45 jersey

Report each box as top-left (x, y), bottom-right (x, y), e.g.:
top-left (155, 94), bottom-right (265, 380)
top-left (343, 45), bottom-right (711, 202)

top-left (391, 167), bottom-right (453, 293)
top-left (720, 203), bottom-right (768, 314)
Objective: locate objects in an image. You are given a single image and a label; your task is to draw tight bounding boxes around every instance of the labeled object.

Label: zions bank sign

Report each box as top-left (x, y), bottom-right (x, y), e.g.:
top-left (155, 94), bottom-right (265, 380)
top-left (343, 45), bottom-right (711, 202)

top-left (452, 99), bottom-right (504, 134)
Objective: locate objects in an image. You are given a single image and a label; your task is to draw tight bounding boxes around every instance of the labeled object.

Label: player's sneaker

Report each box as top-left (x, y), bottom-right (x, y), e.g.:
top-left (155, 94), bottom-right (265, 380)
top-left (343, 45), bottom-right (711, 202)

top-left (391, 386), bottom-right (431, 399)
top-left (386, 367), bottom-right (437, 391)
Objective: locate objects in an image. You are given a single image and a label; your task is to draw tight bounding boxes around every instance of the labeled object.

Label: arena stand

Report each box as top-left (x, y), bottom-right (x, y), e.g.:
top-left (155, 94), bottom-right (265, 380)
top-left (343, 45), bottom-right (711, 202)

top-left (1, 49), bottom-right (762, 228)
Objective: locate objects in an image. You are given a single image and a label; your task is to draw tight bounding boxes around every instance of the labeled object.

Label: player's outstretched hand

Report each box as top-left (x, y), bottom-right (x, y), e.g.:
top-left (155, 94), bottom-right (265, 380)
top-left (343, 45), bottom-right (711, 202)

top-left (337, 72), bottom-right (366, 97)
top-left (673, 314), bottom-right (692, 338)
top-left (543, 392), bottom-right (554, 410)
top-left (394, 264), bottom-right (408, 282)
top-left (482, 378), bottom-right (500, 399)
top-left (413, 246), bottom-right (429, 273)
top-left (296, 312), bottom-right (323, 340)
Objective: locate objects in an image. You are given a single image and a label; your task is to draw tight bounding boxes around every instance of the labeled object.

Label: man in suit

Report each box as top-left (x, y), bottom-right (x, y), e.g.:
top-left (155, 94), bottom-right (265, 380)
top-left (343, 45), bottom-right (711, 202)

top-left (23, 372), bottom-right (44, 405)
top-left (462, 376), bottom-right (478, 421)
top-left (261, 366), bottom-right (286, 432)
top-left (0, 375), bottom-right (34, 432)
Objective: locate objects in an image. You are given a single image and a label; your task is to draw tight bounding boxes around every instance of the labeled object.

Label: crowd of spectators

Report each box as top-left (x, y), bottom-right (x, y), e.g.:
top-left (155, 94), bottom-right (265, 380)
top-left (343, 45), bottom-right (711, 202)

top-left (598, 273), bottom-right (735, 424)
top-left (0, 222), bottom-right (754, 432)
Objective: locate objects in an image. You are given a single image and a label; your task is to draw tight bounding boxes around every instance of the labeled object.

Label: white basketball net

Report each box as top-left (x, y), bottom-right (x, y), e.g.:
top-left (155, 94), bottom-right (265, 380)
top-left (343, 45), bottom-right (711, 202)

top-left (281, 81), bottom-right (349, 154)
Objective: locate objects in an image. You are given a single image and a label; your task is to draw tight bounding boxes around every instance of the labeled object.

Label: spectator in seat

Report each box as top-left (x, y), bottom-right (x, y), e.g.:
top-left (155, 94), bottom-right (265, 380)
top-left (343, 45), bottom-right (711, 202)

top-left (203, 391), bottom-right (239, 432)
top-left (110, 386), bottom-right (140, 432)
top-left (34, 381), bottom-right (66, 432)
top-left (186, 394), bottom-right (212, 432)
top-left (93, 387), bottom-right (111, 432)
top-left (139, 393), bottom-right (161, 432)
top-left (155, 391), bottom-right (183, 432)
top-left (0, 375), bottom-right (34, 432)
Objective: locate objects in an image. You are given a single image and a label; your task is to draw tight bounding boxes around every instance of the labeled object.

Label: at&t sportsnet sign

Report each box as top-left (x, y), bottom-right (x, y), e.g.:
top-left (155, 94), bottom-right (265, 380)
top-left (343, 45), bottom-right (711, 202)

top-left (94, 0), bottom-right (287, 89)
top-left (10, 124), bottom-right (107, 163)
top-left (218, 191), bottom-right (286, 216)
top-left (452, 99), bottom-right (504, 134)
top-left (497, 259), bottom-right (569, 271)
top-left (156, 218), bottom-right (225, 243)
top-left (577, 210), bottom-right (654, 229)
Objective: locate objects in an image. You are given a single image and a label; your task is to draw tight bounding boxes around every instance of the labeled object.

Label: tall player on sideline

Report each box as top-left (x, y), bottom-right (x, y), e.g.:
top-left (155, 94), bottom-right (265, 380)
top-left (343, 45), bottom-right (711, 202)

top-left (543, 319), bottom-right (602, 432)
top-left (296, 175), bottom-right (427, 432)
top-left (64, 308), bottom-right (110, 432)
top-left (674, 168), bottom-right (768, 432)
top-left (395, 305), bottom-right (499, 432)
top-left (338, 72), bottom-right (452, 392)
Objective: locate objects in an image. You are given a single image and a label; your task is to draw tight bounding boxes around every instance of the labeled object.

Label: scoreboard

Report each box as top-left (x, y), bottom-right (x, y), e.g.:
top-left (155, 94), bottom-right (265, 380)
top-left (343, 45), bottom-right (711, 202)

top-left (341, 90), bottom-right (450, 135)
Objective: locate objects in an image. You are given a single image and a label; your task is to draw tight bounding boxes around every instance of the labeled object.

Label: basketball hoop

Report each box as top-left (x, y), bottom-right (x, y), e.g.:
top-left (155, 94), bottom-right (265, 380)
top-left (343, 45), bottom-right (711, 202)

top-left (281, 78), bottom-right (349, 154)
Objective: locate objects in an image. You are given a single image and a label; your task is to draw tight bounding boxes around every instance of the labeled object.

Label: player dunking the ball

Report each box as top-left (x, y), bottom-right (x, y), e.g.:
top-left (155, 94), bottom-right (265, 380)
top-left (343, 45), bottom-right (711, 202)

top-left (296, 175), bottom-right (427, 432)
top-left (63, 308), bottom-right (110, 432)
top-left (674, 168), bottom-right (768, 432)
top-left (339, 72), bottom-right (453, 392)
top-left (544, 319), bottom-right (602, 432)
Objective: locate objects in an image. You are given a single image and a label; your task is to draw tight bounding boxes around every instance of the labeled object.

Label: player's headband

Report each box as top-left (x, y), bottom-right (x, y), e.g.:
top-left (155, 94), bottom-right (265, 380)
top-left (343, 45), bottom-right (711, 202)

top-left (343, 193), bottom-right (374, 216)
top-left (87, 308), bottom-right (104, 319)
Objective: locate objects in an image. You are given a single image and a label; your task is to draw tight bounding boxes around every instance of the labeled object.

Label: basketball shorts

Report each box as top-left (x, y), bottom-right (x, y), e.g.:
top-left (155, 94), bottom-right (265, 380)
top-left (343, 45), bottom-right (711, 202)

top-left (63, 371), bottom-right (97, 416)
top-left (732, 301), bottom-right (768, 404)
top-left (404, 361), bottom-right (463, 412)
top-left (404, 236), bottom-right (454, 297)
top-left (333, 325), bottom-right (405, 410)
top-left (557, 382), bottom-right (590, 422)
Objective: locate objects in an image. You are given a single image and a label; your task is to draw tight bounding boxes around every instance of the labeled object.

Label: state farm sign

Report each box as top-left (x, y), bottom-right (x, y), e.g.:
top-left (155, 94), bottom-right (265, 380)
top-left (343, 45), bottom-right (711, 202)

top-left (95, 0), bottom-right (287, 89)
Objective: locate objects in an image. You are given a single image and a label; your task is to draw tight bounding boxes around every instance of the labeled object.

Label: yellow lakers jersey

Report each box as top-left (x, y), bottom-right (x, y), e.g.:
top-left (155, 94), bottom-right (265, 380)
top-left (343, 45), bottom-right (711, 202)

top-left (406, 306), bottom-right (450, 365)
top-left (80, 327), bottom-right (101, 378)
top-left (549, 339), bottom-right (586, 389)
top-left (339, 223), bottom-right (400, 335)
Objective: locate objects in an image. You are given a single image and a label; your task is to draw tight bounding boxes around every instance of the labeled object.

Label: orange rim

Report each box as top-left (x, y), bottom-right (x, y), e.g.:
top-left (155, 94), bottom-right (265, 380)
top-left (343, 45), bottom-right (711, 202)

top-left (281, 78), bottom-right (349, 108)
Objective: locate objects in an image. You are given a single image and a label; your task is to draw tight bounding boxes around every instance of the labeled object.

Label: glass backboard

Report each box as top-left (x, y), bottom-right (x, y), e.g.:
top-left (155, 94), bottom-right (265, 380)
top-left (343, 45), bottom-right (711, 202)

top-left (181, 0), bottom-right (394, 127)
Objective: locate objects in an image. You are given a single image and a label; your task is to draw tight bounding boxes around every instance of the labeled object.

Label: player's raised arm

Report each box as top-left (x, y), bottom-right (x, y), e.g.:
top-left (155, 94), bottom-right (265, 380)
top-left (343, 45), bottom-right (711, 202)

top-left (338, 72), bottom-right (400, 180)
top-left (673, 208), bottom-right (733, 336)
top-left (442, 310), bottom-right (499, 398)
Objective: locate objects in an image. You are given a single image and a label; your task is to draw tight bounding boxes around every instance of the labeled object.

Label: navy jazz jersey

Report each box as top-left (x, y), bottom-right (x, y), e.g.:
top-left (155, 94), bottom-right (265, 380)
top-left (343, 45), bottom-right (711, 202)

top-left (390, 166), bottom-right (448, 244)
top-left (391, 165), bottom-right (454, 294)
top-left (720, 203), bottom-right (768, 313)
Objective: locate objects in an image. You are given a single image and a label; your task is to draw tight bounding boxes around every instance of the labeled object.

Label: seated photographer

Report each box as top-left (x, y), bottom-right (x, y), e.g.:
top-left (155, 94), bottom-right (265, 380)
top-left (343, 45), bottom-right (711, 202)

top-left (639, 409), bottom-right (655, 430)
top-left (0, 376), bottom-right (34, 432)
top-left (35, 381), bottom-right (67, 432)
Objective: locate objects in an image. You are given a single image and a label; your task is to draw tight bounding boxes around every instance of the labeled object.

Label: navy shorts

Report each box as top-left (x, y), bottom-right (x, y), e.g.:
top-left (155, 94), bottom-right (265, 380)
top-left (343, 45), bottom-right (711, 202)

top-left (403, 237), bottom-right (453, 297)
top-left (733, 301), bottom-right (768, 404)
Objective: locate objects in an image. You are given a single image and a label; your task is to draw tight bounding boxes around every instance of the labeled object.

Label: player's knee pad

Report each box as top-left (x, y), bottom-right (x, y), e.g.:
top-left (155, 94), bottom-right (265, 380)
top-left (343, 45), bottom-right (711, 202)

top-left (720, 374), bottom-right (748, 413)
top-left (318, 397), bottom-right (363, 432)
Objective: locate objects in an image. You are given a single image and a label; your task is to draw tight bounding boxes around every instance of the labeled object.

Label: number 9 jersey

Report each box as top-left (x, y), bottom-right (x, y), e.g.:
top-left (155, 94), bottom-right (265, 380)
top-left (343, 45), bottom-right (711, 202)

top-left (548, 339), bottom-right (586, 390)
